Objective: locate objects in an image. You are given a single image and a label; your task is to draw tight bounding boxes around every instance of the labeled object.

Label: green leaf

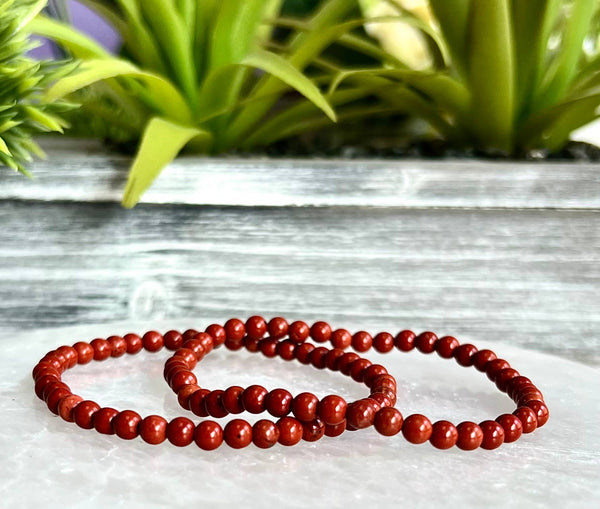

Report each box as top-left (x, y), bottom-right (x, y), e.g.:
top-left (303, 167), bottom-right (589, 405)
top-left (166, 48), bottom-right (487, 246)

top-left (429, 0), bottom-right (471, 77)
top-left (467, 0), bottom-right (515, 152)
top-left (122, 117), bottom-right (212, 208)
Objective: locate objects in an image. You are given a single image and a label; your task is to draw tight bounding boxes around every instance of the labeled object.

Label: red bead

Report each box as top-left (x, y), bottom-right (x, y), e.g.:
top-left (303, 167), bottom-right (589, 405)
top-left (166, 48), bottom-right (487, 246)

top-left (194, 421), bottom-right (223, 450)
top-left (268, 317), bottom-right (289, 339)
top-left (289, 321), bottom-right (310, 343)
top-left (182, 329), bottom-right (199, 341)
top-left (362, 364), bottom-right (388, 387)
top-left (139, 415), bottom-right (168, 445)
top-left (253, 420), bottom-right (280, 449)
top-left (349, 358), bottom-right (372, 382)
top-left (513, 407), bottom-right (538, 433)
top-left (177, 384), bottom-right (200, 410)
top-left (309, 347), bottom-right (329, 369)
top-left (325, 348), bottom-right (345, 370)
top-left (90, 338), bottom-right (112, 361)
top-left (292, 392), bottom-right (319, 421)
top-left (32, 363), bottom-right (60, 382)
top-left (163, 330), bottom-right (184, 351)
top-left (39, 354), bottom-right (63, 371)
top-left (317, 395), bottom-right (347, 425)
top-left (106, 336), bottom-right (126, 358)
top-left (265, 388), bottom-right (293, 418)
top-left (506, 376), bottom-right (532, 399)
top-left (173, 348), bottom-right (197, 369)
top-left (485, 359), bottom-right (511, 381)
top-left (331, 329), bottom-right (352, 349)
top-left (224, 419), bottom-right (253, 449)
top-left (170, 371), bottom-right (197, 393)
top-left (46, 386), bottom-right (72, 414)
top-left (204, 390), bottom-right (228, 418)
top-left (495, 368), bottom-right (520, 392)
top-left (277, 417), bottom-right (303, 446)
top-left (222, 386), bottom-right (244, 414)
top-left (246, 316), bottom-right (267, 340)
top-left (124, 333), bottom-right (143, 354)
top-left (374, 407), bottom-right (403, 436)
top-left (371, 373), bottom-right (397, 392)
top-left (35, 374), bottom-right (61, 400)
top-left (324, 421), bottom-right (346, 437)
top-left (415, 331), bottom-right (438, 354)
top-left (456, 421), bottom-right (483, 450)
top-left (346, 399), bottom-right (377, 429)
top-left (430, 420), bottom-right (458, 449)
top-left (517, 389), bottom-right (545, 406)
top-left (402, 414), bottom-right (433, 444)
top-left (373, 332), bottom-right (394, 353)
top-left (369, 392), bottom-right (392, 408)
top-left (479, 420), bottom-right (505, 450)
top-left (164, 359), bottom-right (188, 382)
top-left (394, 330), bottom-right (416, 351)
top-left (73, 400), bottom-right (101, 429)
top-left (112, 410), bottom-right (141, 440)
top-left (352, 331), bottom-right (373, 352)
top-left (58, 395), bottom-right (83, 422)
top-left (371, 387), bottom-right (397, 407)
top-left (224, 318), bottom-right (245, 342)
top-left (167, 417), bottom-right (195, 447)
top-left (472, 349), bottom-right (497, 371)
top-left (189, 389), bottom-right (211, 417)
top-left (294, 343), bottom-right (315, 364)
top-left (338, 352), bottom-right (360, 375)
top-left (302, 418), bottom-right (325, 442)
top-left (142, 331), bottom-right (163, 352)
top-left (495, 414), bottom-right (523, 443)
top-left (73, 342), bottom-right (94, 364)
top-left (205, 324), bottom-right (226, 348)
top-left (453, 344), bottom-right (478, 366)
top-left (56, 346), bottom-right (78, 368)
top-left (181, 339), bottom-right (206, 360)
top-left (310, 321), bottom-right (332, 343)
top-left (93, 407), bottom-right (119, 435)
top-left (241, 385), bottom-right (268, 414)
top-left (259, 338), bottom-right (279, 358)
top-left (276, 340), bottom-right (296, 361)
top-left (526, 400), bottom-right (549, 427)
top-left (193, 332), bottom-right (214, 354)
top-left (225, 337), bottom-right (245, 351)
top-left (435, 336), bottom-right (459, 358)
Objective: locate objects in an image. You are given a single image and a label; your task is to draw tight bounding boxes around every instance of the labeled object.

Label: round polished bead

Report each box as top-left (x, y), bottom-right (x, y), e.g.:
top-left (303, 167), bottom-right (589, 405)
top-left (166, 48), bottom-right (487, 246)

top-left (167, 417), bottom-right (195, 447)
top-left (259, 338), bottom-right (279, 358)
top-left (394, 330), bottom-right (416, 351)
top-left (58, 395), bottom-right (83, 422)
top-left (189, 389), bottom-right (211, 417)
top-left (182, 329), bottom-right (199, 341)
top-left (318, 395), bottom-right (347, 426)
top-left (373, 332), bottom-right (394, 353)
top-left (40, 354), bottom-right (63, 371)
top-left (181, 339), bottom-right (206, 360)
top-left (513, 407), bottom-right (538, 433)
top-left (124, 333), bottom-right (143, 354)
top-left (46, 386), bottom-right (72, 414)
top-left (496, 414), bottom-right (523, 443)
top-left (139, 415), bottom-right (168, 445)
top-left (435, 336), bottom-right (459, 358)
top-left (472, 349), bottom-right (497, 371)
top-left (453, 343), bottom-right (478, 367)
top-left (325, 348), bottom-right (345, 371)
top-left (369, 392), bottom-right (392, 408)
top-left (224, 318), bottom-right (245, 342)
top-left (516, 389), bottom-right (545, 406)
top-left (352, 331), bottom-right (373, 353)
top-left (374, 407), bottom-right (403, 436)
top-left (294, 343), bottom-right (315, 364)
top-left (495, 368), bottom-right (520, 392)
top-left (338, 352), bottom-right (360, 376)
top-left (225, 337), bottom-right (245, 351)
top-left (289, 321), bottom-right (310, 343)
top-left (204, 390), bottom-right (228, 418)
top-left (107, 336), bottom-right (127, 357)
top-left (506, 376), bottom-right (533, 399)
top-left (73, 400), bottom-right (101, 430)
top-left (302, 418), bottom-right (325, 442)
top-left (415, 331), bottom-right (438, 354)
top-left (164, 359), bottom-right (189, 382)
top-left (170, 371), bottom-right (197, 393)
top-left (480, 420), bottom-right (505, 450)
top-left (193, 332), bottom-right (214, 354)
top-left (112, 410), bottom-right (141, 440)
top-left (277, 417), bottom-right (303, 446)
top-left (350, 358), bottom-right (373, 382)
top-left (330, 329), bottom-right (352, 350)
top-left (194, 421), bottom-right (223, 450)
top-left (265, 388), bottom-right (293, 418)
top-left (324, 420), bottom-right (346, 437)
top-left (253, 420), bottom-right (280, 449)
top-left (142, 331), bottom-right (163, 352)
top-left (525, 400), bottom-right (549, 427)
top-left (292, 392), bottom-right (319, 422)
top-left (177, 384), bottom-right (200, 410)
top-left (402, 414), bottom-right (433, 444)
top-left (173, 348), bottom-right (197, 369)
top-left (456, 421), bottom-right (484, 450)
top-left (224, 419), bottom-right (253, 449)
top-left (242, 385), bottom-right (268, 414)
top-left (485, 358), bottom-right (511, 381)
top-left (35, 374), bottom-right (61, 400)
top-left (309, 347), bottom-right (329, 369)
top-left (56, 346), bottom-right (78, 369)
top-left (73, 342), bottom-right (94, 365)
top-left (268, 317), bottom-right (289, 339)
top-left (346, 399), bottom-right (377, 429)
top-left (205, 324), bottom-right (226, 348)
top-left (430, 420), bottom-right (458, 449)
top-left (90, 338), bottom-right (112, 361)
top-left (371, 373), bottom-right (397, 392)
top-left (362, 364), bottom-right (388, 387)
top-left (222, 386), bottom-right (245, 414)
top-left (163, 330), bottom-right (184, 351)
top-left (93, 407), bottom-right (119, 435)
top-left (276, 339), bottom-right (296, 361)
top-left (33, 362), bottom-right (61, 382)
top-left (310, 321), bottom-right (332, 343)
top-left (245, 316), bottom-right (267, 340)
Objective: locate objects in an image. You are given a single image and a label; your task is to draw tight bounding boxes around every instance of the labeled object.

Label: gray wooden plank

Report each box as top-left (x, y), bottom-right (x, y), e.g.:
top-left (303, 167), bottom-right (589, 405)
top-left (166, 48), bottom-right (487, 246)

top-left (1, 200), bottom-right (598, 365)
top-left (0, 137), bottom-right (598, 208)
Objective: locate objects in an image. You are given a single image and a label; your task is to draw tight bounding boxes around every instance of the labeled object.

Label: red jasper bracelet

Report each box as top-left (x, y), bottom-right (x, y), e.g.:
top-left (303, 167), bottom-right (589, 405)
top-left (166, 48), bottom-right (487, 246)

top-left (32, 317), bottom-right (548, 452)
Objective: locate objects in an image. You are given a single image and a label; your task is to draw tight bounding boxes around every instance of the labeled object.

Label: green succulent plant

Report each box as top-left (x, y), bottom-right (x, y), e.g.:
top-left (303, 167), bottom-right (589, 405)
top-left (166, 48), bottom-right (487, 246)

top-left (0, 0), bottom-right (71, 175)
top-left (32, 0), bottom-right (366, 207)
